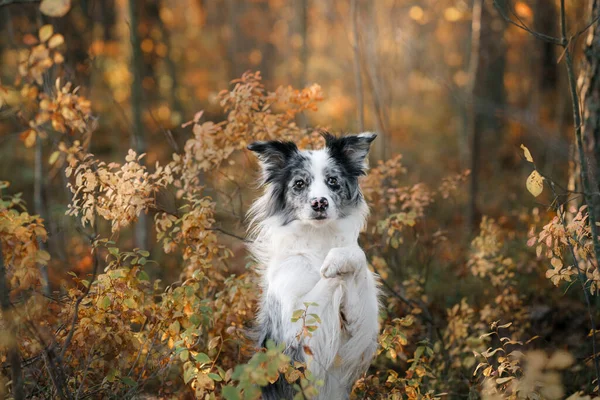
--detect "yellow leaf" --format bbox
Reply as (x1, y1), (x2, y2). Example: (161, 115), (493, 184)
(48, 34), (64, 49)
(20, 129), (36, 148)
(550, 257), (563, 269)
(48, 151), (60, 165)
(39, 25), (54, 43)
(526, 170), (543, 197)
(40, 0), (71, 17)
(520, 144), (534, 163)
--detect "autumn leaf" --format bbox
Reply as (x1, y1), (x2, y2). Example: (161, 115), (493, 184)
(520, 144), (534, 163)
(39, 25), (54, 42)
(526, 170), (543, 197)
(20, 129), (37, 148)
(48, 34), (65, 49)
(40, 0), (71, 17)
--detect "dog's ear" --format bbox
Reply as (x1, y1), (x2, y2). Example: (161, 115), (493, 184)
(323, 132), (377, 176)
(247, 140), (299, 177)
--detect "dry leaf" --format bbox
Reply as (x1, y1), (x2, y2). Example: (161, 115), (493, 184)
(526, 170), (543, 197)
(39, 25), (54, 43)
(521, 144), (534, 163)
(48, 34), (65, 49)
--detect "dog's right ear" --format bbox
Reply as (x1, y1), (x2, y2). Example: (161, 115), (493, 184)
(247, 140), (298, 177)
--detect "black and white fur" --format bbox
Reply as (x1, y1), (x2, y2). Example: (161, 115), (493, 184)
(247, 133), (380, 399)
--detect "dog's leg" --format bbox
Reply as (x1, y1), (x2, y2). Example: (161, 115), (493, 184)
(320, 246), (380, 387)
(266, 257), (344, 357)
(266, 256), (349, 398)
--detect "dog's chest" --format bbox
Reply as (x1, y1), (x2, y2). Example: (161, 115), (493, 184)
(277, 225), (354, 265)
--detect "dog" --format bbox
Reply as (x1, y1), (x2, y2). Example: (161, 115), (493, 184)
(246, 132), (380, 399)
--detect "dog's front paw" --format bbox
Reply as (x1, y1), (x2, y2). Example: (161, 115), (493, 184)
(320, 247), (360, 278)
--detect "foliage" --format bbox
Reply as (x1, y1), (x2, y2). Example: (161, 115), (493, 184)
(1, 16), (600, 400)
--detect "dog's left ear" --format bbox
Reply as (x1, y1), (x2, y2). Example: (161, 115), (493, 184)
(247, 140), (299, 180)
(323, 132), (377, 176)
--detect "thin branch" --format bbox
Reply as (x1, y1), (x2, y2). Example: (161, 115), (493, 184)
(207, 227), (250, 243)
(58, 230), (99, 361)
(549, 181), (600, 386)
(493, 0), (563, 45)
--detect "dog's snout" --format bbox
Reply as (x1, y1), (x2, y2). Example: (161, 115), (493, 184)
(310, 197), (329, 212)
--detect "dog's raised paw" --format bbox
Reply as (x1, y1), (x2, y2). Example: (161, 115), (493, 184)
(320, 247), (354, 278)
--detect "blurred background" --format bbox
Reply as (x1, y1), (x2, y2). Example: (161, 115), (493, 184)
(0, 0), (587, 213)
(2, 0), (600, 397)
(2, 0), (592, 301)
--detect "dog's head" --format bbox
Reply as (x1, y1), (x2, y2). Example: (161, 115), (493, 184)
(248, 132), (376, 227)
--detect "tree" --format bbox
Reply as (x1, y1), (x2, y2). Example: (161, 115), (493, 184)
(467, 0), (507, 230)
(581, 0), (600, 224)
(128, 0), (148, 250)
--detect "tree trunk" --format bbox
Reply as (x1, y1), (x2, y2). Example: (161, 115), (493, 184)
(467, 0), (507, 231)
(34, 139), (50, 295)
(128, 0), (148, 250)
(581, 0), (600, 222)
(350, 0), (364, 133)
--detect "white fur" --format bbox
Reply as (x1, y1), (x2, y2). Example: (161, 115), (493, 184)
(248, 148), (380, 399)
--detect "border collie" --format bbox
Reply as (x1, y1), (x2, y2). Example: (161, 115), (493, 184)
(247, 132), (380, 399)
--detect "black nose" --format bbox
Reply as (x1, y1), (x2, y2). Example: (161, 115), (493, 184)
(310, 197), (329, 212)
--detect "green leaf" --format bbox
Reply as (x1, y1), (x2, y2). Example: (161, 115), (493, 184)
(189, 314), (201, 326)
(183, 366), (196, 384)
(180, 349), (189, 362)
(123, 298), (136, 309)
(208, 373), (222, 381)
(291, 309), (304, 322)
(121, 377), (136, 387)
(138, 270), (150, 281)
(138, 250), (150, 257)
(221, 386), (241, 400)
(194, 352), (211, 364)
(98, 295), (110, 310)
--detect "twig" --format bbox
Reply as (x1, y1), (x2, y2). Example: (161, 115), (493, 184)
(58, 227), (99, 361)
(493, 0), (562, 45)
(207, 227), (250, 243)
(497, 0), (600, 385)
(549, 181), (600, 387)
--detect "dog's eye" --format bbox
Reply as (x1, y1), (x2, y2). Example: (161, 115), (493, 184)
(293, 180), (306, 190)
(327, 177), (339, 187)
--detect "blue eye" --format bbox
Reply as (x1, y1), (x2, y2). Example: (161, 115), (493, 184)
(327, 177), (339, 187)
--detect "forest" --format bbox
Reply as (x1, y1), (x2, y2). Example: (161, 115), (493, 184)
(1, 0), (600, 398)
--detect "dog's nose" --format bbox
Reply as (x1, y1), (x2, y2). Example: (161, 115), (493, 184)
(310, 197), (329, 212)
